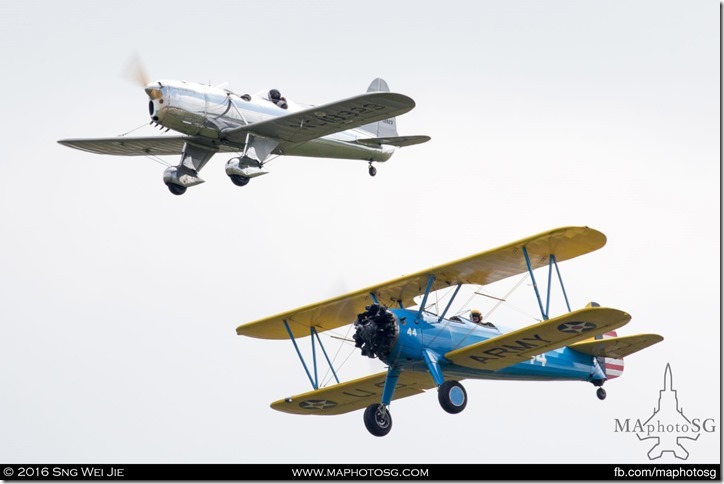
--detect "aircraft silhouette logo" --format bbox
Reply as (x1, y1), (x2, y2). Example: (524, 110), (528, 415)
(636, 364), (701, 460)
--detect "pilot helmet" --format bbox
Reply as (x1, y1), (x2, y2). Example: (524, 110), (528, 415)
(269, 89), (281, 101)
(471, 309), (482, 319)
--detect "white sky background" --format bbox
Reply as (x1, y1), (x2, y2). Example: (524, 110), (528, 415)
(0, 0), (719, 467)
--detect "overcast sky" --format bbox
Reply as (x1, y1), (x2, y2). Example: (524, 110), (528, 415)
(0, 0), (719, 469)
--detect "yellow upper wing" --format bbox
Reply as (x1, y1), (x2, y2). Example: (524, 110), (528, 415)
(236, 226), (606, 340)
(568, 333), (664, 359)
(270, 370), (436, 416)
(445, 307), (631, 370)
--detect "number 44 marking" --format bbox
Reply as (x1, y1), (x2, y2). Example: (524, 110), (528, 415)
(530, 353), (547, 366)
(407, 328), (417, 337)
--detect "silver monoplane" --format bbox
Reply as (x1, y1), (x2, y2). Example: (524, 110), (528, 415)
(58, 76), (430, 195)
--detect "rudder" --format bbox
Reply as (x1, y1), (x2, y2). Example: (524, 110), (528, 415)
(596, 331), (624, 380)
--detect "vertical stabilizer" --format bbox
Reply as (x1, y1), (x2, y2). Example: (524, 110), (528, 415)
(367, 78), (390, 93)
(361, 78), (399, 137)
(597, 330), (624, 379)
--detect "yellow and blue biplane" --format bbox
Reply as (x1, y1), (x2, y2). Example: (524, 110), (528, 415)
(236, 226), (663, 436)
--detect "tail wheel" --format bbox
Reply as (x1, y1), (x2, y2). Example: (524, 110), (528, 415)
(368, 164), (377, 177)
(363, 403), (392, 437)
(438, 380), (467, 414)
(597, 387), (607, 400)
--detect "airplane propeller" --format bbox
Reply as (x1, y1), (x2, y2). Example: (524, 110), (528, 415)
(124, 53), (162, 100)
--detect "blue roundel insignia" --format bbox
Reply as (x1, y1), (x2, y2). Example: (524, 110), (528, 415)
(299, 399), (338, 410)
(557, 321), (597, 334)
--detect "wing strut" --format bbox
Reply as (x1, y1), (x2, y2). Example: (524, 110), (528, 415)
(415, 275), (436, 320)
(438, 284), (462, 322)
(552, 255), (572, 313)
(523, 249), (573, 321)
(522, 246), (546, 319)
(282, 320), (340, 390)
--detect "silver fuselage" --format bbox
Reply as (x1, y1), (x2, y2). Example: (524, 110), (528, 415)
(147, 79), (395, 161)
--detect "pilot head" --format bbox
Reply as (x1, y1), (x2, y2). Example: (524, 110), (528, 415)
(269, 89), (281, 101)
(471, 309), (482, 323)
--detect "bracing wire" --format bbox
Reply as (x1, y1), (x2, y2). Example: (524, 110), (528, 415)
(118, 122), (152, 137)
(143, 153), (173, 167)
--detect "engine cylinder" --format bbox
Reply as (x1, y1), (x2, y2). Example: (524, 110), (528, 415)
(352, 304), (398, 363)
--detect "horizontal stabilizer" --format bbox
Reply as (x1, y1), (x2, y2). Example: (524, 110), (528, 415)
(354, 135), (431, 148)
(568, 333), (663, 359)
(445, 307), (632, 371)
(270, 371), (435, 416)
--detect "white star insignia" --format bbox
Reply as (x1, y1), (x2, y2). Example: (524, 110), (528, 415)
(558, 321), (596, 333)
(300, 399), (337, 410)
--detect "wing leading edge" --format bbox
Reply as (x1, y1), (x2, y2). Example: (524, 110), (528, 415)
(236, 226), (607, 340)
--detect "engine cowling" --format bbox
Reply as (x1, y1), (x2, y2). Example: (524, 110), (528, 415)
(352, 304), (398, 364)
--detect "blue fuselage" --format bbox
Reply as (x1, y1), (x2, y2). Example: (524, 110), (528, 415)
(385, 308), (604, 383)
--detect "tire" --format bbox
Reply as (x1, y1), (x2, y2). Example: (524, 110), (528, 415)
(363, 403), (392, 437)
(229, 174), (250, 187)
(438, 380), (467, 414)
(167, 183), (187, 195)
(597, 387), (607, 400)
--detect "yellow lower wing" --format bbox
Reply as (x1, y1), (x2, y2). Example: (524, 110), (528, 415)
(445, 307), (631, 371)
(568, 334), (664, 359)
(270, 371), (436, 416)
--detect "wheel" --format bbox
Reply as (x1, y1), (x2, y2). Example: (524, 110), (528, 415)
(363, 403), (392, 437)
(597, 387), (607, 400)
(166, 183), (187, 196)
(229, 174), (250, 187)
(438, 380), (467, 414)
(368, 165), (377, 177)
